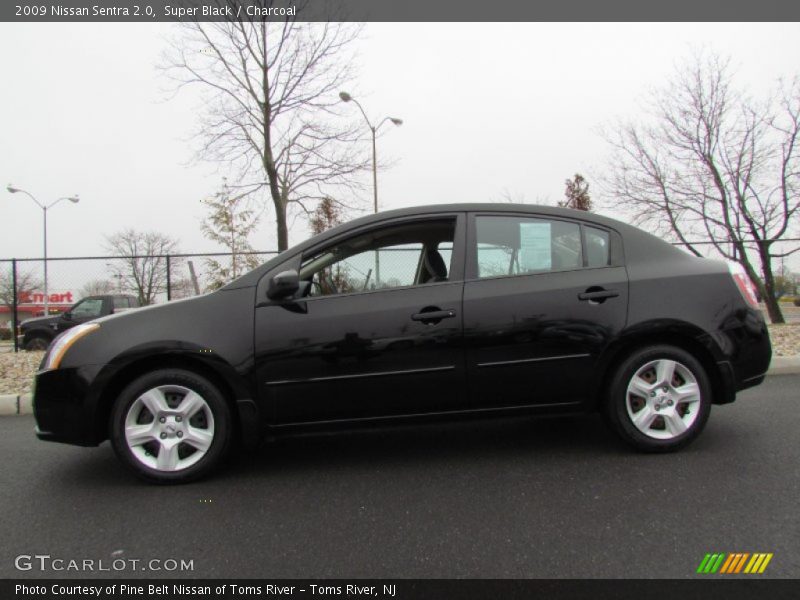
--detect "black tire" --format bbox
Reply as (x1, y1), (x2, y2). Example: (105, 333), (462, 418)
(24, 335), (51, 351)
(604, 345), (712, 452)
(110, 369), (233, 484)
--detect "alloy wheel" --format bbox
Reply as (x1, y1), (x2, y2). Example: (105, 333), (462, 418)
(124, 384), (215, 472)
(625, 359), (701, 440)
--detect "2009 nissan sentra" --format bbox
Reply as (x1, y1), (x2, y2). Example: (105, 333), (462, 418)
(32, 204), (771, 483)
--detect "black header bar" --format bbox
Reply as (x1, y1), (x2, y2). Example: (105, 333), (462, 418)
(3, 0), (800, 23)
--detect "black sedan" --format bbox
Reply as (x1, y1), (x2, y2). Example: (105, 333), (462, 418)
(33, 204), (771, 483)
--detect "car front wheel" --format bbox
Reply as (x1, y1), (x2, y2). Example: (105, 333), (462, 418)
(24, 335), (51, 351)
(605, 345), (712, 452)
(110, 369), (232, 483)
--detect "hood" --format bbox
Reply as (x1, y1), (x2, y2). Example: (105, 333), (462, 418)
(20, 315), (60, 329)
(92, 293), (208, 327)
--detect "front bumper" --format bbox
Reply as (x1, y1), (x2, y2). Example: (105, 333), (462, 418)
(33, 366), (103, 447)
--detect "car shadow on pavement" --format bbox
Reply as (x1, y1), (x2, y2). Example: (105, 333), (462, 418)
(219, 413), (629, 480)
(46, 413), (627, 488)
(47, 406), (755, 489)
(18, 401), (763, 495)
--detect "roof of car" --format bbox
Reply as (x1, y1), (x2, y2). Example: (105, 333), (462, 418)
(345, 202), (622, 225)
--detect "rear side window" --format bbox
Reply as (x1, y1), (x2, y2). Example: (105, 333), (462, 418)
(113, 297), (129, 310)
(476, 216), (583, 278)
(585, 227), (610, 268)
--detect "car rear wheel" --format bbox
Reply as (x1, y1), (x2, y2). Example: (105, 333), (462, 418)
(604, 345), (711, 452)
(110, 369), (232, 483)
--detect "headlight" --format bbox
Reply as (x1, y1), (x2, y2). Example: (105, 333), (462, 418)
(42, 323), (101, 370)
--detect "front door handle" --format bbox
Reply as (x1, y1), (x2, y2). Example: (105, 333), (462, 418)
(578, 288), (619, 302)
(411, 308), (457, 324)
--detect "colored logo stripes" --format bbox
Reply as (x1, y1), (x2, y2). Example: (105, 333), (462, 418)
(697, 553), (773, 574)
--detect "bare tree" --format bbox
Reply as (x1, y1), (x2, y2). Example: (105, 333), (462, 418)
(560, 173), (592, 211)
(164, 274), (196, 300)
(602, 52), (800, 323)
(0, 267), (41, 310)
(104, 230), (181, 306)
(491, 189), (553, 205)
(162, 8), (368, 251)
(79, 279), (117, 298)
(494, 189), (527, 204)
(202, 178), (262, 289)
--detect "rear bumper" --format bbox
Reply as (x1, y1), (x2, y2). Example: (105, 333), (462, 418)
(712, 307), (771, 404)
(730, 310), (772, 388)
(33, 366), (103, 446)
(739, 372), (767, 389)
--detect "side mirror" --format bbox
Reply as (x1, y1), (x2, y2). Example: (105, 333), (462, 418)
(62, 312), (72, 321)
(267, 269), (300, 300)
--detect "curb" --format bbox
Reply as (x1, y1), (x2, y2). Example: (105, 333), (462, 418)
(766, 356), (800, 376)
(0, 357), (799, 417)
(0, 393), (31, 415)
(0, 394), (26, 416)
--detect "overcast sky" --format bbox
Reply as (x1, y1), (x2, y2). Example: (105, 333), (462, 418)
(1, 22), (799, 269)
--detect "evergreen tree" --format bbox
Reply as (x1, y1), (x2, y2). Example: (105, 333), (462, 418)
(202, 179), (261, 290)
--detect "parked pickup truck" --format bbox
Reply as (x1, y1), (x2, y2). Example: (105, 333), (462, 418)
(18, 294), (140, 351)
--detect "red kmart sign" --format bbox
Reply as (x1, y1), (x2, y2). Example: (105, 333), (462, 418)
(17, 290), (75, 305)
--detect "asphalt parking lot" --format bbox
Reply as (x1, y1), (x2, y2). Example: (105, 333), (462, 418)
(0, 375), (798, 580)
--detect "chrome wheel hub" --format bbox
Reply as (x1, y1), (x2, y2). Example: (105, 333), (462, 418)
(625, 359), (701, 440)
(124, 385), (215, 472)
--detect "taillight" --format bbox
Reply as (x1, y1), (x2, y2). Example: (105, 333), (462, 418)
(727, 262), (759, 308)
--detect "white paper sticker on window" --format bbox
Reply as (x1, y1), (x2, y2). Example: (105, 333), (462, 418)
(519, 222), (551, 271)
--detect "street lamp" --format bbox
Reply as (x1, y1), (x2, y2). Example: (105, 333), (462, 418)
(339, 92), (402, 288)
(7, 184), (80, 316)
(338, 91), (403, 215)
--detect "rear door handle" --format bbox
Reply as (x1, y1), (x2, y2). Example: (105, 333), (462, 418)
(578, 289), (619, 301)
(411, 309), (456, 323)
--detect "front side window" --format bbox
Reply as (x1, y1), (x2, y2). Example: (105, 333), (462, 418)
(71, 298), (104, 318)
(476, 216), (583, 278)
(300, 220), (456, 298)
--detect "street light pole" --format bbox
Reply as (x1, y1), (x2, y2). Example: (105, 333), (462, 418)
(338, 92), (403, 214)
(371, 126), (378, 214)
(43, 204), (48, 315)
(338, 92), (402, 287)
(6, 185), (80, 315)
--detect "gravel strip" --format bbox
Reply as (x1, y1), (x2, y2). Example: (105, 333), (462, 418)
(768, 323), (800, 358)
(0, 351), (43, 395)
(0, 325), (797, 397)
